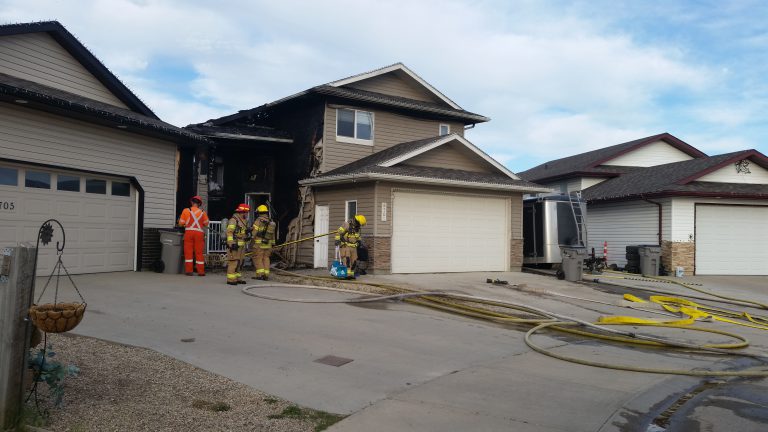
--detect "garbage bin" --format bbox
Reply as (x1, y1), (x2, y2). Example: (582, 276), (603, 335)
(559, 246), (587, 282)
(159, 229), (184, 274)
(638, 245), (661, 276)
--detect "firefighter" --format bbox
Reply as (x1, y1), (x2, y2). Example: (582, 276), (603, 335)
(178, 195), (209, 276)
(225, 203), (250, 285)
(250, 204), (276, 280)
(335, 214), (366, 279)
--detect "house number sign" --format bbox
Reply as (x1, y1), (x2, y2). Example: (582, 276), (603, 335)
(0, 201), (16, 211)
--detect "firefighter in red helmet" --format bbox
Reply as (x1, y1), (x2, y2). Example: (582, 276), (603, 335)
(177, 195), (209, 276)
(225, 203), (250, 285)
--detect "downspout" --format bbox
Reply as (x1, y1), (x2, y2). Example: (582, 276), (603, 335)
(643, 196), (663, 246)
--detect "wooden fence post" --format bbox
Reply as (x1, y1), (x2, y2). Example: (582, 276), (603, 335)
(0, 244), (37, 430)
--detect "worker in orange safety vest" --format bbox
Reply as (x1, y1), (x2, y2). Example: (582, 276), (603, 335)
(177, 195), (209, 276)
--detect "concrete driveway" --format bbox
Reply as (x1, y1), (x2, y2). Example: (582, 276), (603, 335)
(43, 270), (768, 431)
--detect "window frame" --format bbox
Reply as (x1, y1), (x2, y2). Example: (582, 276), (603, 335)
(111, 180), (131, 197)
(56, 174), (81, 192)
(24, 170), (51, 189)
(85, 178), (107, 194)
(345, 200), (358, 222)
(0, 166), (19, 187)
(439, 124), (451, 136)
(336, 108), (375, 145)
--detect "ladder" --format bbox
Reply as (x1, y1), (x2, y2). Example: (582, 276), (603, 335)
(568, 191), (588, 247)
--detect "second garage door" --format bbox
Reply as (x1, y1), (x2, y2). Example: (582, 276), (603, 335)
(695, 205), (768, 275)
(391, 192), (510, 273)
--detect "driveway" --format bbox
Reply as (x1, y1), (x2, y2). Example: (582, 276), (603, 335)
(44, 270), (768, 431)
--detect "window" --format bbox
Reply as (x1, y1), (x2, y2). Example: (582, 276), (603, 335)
(345, 200), (357, 222)
(25, 171), (50, 189)
(0, 167), (18, 186)
(337, 109), (373, 143)
(85, 178), (107, 194)
(57, 174), (80, 192)
(111, 181), (130, 197)
(439, 124), (450, 136)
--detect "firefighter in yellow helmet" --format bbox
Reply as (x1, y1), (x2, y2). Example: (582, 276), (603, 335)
(335, 214), (366, 279)
(225, 203), (250, 285)
(250, 204), (276, 280)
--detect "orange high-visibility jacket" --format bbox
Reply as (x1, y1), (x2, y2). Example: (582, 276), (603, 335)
(178, 207), (209, 232)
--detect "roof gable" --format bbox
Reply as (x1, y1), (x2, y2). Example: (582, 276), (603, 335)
(599, 139), (696, 167)
(378, 134), (518, 179)
(329, 63), (461, 110)
(0, 21), (156, 118)
(519, 133), (706, 182)
(677, 150), (768, 185)
(399, 141), (496, 174)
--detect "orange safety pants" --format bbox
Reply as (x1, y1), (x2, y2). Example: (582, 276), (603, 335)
(183, 230), (205, 275)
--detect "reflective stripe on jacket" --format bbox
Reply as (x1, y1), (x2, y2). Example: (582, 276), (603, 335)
(226, 214), (248, 246)
(335, 220), (361, 247)
(179, 207), (209, 232)
(252, 216), (276, 248)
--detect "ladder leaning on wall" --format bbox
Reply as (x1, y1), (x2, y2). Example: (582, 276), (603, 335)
(567, 191), (588, 248)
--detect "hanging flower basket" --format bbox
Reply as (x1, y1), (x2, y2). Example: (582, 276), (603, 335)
(28, 302), (87, 333)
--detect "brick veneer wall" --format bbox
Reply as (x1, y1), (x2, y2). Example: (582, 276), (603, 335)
(661, 241), (695, 275)
(510, 238), (523, 271)
(370, 236), (391, 274)
(141, 228), (161, 270)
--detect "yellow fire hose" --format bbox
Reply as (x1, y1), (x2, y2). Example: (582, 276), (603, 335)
(244, 231), (337, 257)
(251, 269), (768, 377)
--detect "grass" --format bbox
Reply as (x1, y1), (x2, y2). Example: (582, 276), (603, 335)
(268, 404), (346, 431)
(263, 396), (279, 404)
(191, 399), (232, 412)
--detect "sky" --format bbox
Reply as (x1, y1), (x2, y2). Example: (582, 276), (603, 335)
(2, 0), (767, 172)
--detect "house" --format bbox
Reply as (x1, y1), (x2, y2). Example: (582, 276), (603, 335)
(519, 133), (768, 275)
(187, 63), (547, 273)
(0, 21), (207, 274)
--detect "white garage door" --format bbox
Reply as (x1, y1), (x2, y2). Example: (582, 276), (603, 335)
(695, 205), (768, 275)
(0, 163), (136, 275)
(391, 192), (510, 273)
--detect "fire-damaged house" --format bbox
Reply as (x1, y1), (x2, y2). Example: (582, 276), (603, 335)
(185, 63), (547, 273)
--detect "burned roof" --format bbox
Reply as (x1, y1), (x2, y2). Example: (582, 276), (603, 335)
(0, 21), (156, 117)
(582, 150), (768, 201)
(185, 123), (292, 142)
(0, 72), (207, 143)
(518, 133), (707, 182)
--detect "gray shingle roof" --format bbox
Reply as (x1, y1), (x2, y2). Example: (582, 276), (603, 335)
(0, 72), (207, 143)
(518, 133), (706, 182)
(309, 135), (545, 190)
(582, 150), (768, 201)
(185, 124), (291, 141)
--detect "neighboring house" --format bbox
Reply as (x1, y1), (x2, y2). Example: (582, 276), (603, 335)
(187, 63), (547, 273)
(519, 133), (768, 275)
(0, 21), (206, 274)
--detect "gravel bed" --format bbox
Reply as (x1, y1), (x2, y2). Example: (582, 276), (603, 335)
(26, 334), (344, 432)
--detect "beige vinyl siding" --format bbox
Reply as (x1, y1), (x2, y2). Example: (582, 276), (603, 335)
(401, 142), (495, 173)
(0, 32), (130, 108)
(697, 163), (768, 184)
(600, 140), (694, 167)
(669, 197), (768, 243)
(0, 103), (176, 227)
(323, 104), (464, 172)
(344, 72), (442, 103)
(313, 183), (376, 266)
(373, 182), (522, 240)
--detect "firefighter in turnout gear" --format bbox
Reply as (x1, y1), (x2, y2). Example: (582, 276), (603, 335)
(335, 214), (366, 279)
(178, 195), (209, 276)
(225, 203), (250, 285)
(250, 204), (276, 280)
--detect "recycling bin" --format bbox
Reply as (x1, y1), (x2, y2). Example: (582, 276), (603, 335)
(159, 229), (184, 274)
(638, 245), (661, 276)
(560, 246), (587, 282)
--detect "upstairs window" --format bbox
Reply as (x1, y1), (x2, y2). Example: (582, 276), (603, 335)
(337, 109), (373, 144)
(439, 124), (450, 136)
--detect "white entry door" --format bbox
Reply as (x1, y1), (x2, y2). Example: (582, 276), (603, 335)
(695, 205), (768, 275)
(314, 205), (329, 268)
(391, 192), (510, 273)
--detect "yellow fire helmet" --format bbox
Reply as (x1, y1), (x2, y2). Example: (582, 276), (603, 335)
(354, 214), (367, 226)
(256, 204), (269, 214)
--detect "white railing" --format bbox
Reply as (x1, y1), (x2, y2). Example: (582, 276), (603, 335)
(206, 221), (227, 253)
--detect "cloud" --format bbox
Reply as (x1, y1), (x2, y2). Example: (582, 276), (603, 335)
(2, 0), (763, 171)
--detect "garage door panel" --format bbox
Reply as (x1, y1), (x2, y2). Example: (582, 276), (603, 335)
(696, 205), (768, 275)
(0, 164), (136, 274)
(392, 192), (509, 273)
